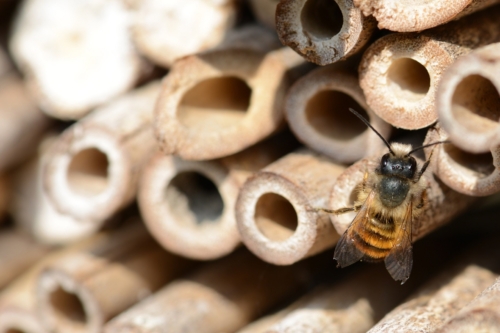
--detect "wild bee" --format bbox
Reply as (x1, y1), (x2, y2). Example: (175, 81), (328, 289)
(322, 108), (447, 284)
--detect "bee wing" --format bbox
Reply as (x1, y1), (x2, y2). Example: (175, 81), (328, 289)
(333, 191), (376, 268)
(384, 200), (413, 284)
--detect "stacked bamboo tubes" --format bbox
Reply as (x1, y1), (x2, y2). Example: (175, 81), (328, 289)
(0, 1), (500, 333)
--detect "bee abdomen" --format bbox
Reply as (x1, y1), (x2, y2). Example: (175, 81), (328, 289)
(353, 232), (391, 260)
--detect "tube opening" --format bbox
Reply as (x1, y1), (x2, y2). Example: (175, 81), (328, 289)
(49, 287), (87, 328)
(178, 76), (251, 131)
(444, 144), (495, 177)
(388, 58), (431, 100)
(301, 0), (343, 40)
(67, 148), (109, 197)
(166, 171), (224, 225)
(451, 74), (500, 133)
(254, 193), (298, 242)
(305, 90), (368, 140)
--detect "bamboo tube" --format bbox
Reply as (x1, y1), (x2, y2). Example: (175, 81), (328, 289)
(285, 66), (390, 163)
(354, 0), (500, 32)
(154, 42), (306, 160)
(359, 7), (500, 130)
(436, 277), (500, 333)
(367, 239), (500, 333)
(128, 0), (238, 68)
(236, 150), (345, 265)
(0, 230), (49, 290)
(104, 249), (322, 333)
(36, 223), (193, 333)
(275, 0), (376, 66)
(424, 125), (500, 196)
(436, 43), (500, 154)
(248, 0), (279, 28)
(328, 150), (475, 239)
(42, 81), (160, 223)
(9, 0), (151, 119)
(0, 73), (51, 171)
(9, 139), (100, 245)
(138, 132), (298, 260)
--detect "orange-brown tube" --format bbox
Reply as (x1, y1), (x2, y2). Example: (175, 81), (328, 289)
(276, 0), (375, 66)
(359, 7), (500, 129)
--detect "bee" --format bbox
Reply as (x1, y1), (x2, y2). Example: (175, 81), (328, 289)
(321, 108), (447, 284)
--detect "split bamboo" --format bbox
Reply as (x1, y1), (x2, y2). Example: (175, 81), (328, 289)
(436, 43), (500, 153)
(138, 132), (298, 260)
(104, 250), (323, 333)
(9, 0), (151, 119)
(359, 7), (500, 129)
(353, 0), (500, 32)
(368, 239), (500, 333)
(236, 149), (345, 265)
(42, 81), (160, 223)
(436, 277), (500, 333)
(154, 41), (306, 160)
(424, 125), (500, 196)
(36, 223), (193, 333)
(328, 150), (475, 238)
(285, 65), (390, 163)
(275, 0), (376, 66)
(128, 0), (238, 68)
(9, 138), (100, 245)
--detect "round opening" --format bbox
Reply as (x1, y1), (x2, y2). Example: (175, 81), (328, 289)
(178, 76), (251, 131)
(305, 90), (368, 140)
(254, 193), (298, 242)
(301, 0), (343, 40)
(49, 287), (87, 328)
(67, 148), (109, 197)
(165, 171), (224, 225)
(451, 74), (500, 133)
(387, 58), (431, 101)
(444, 144), (495, 177)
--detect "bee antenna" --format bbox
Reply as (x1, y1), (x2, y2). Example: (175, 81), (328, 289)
(406, 140), (450, 156)
(348, 108), (394, 155)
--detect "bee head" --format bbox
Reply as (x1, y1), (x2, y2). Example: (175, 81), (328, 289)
(380, 153), (417, 179)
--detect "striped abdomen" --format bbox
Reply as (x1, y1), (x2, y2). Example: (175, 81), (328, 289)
(351, 214), (397, 261)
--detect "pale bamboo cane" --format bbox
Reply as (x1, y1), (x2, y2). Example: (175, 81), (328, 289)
(9, 0), (152, 119)
(154, 42), (306, 160)
(285, 65), (390, 163)
(236, 149), (345, 265)
(354, 0), (500, 32)
(436, 43), (500, 154)
(424, 125), (500, 196)
(36, 223), (194, 333)
(138, 132), (298, 260)
(436, 276), (500, 333)
(128, 0), (239, 68)
(104, 250), (323, 333)
(42, 81), (160, 223)
(368, 239), (500, 333)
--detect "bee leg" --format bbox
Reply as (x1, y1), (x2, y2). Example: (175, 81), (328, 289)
(414, 144), (438, 182)
(311, 205), (362, 215)
(416, 189), (427, 209)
